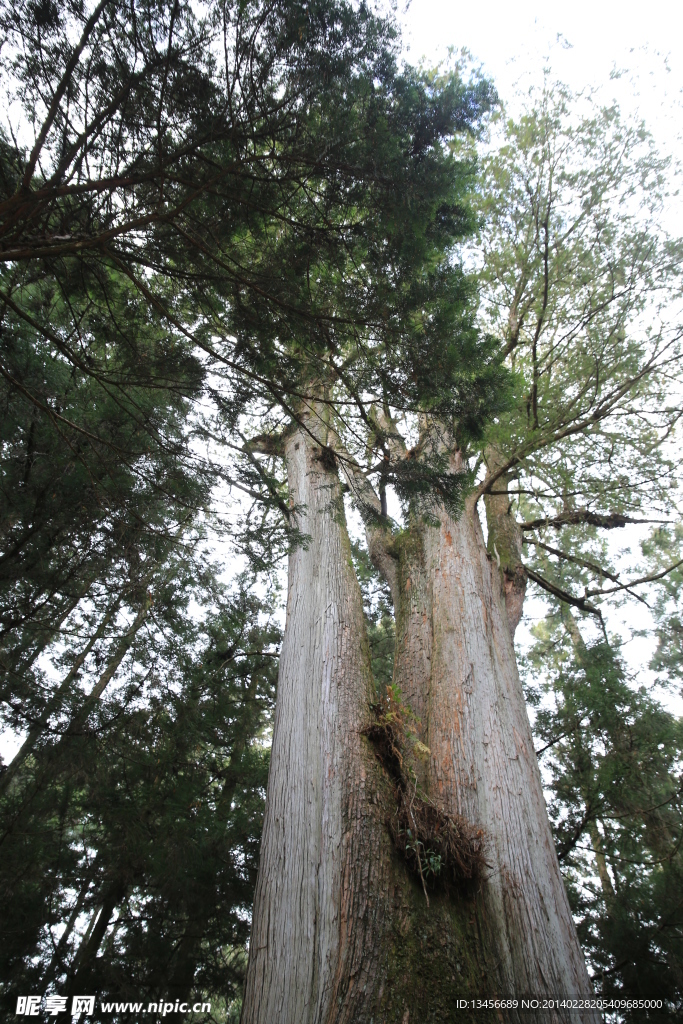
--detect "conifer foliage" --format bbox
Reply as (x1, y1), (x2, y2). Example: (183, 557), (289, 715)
(1, 550), (279, 1018)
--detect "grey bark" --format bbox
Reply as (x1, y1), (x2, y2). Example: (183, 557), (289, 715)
(483, 447), (527, 635)
(243, 426), (599, 1023)
(421, 499), (596, 1016)
(242, 425), (389, 1024)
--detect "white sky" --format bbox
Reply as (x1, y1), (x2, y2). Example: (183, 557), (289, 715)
(400, 0), (683, 110)
(399, 0), (683, 220)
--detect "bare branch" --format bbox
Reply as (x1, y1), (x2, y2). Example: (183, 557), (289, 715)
(525, 568), (602, 618)
(585, 558), (683, 598)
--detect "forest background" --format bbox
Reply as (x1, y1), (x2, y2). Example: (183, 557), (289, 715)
(1, 0), (683, 1022)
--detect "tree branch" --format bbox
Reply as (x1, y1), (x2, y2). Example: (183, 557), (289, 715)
(585, 558), (683, 598)
(20, 0), (113, 190)
(520, 510), (669, 532)
(525, 568), (602, 618)
(327, 429), (399, 608)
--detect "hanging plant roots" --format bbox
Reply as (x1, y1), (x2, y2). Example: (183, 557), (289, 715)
(363, 686), (485, 897)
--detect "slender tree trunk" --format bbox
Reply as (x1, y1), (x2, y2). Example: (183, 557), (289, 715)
(243, 432), (598, 1023)
(0, 588), (85, 697)
(0, 593), (122, 796)
(561, 613), (616, 903)
(0, 600), (150, 842)
(41, 870), (94, 989)
(63, 884), (125, 1002)
(165, 674), (264, 1010)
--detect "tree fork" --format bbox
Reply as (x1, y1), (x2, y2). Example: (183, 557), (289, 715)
(242, 424), (504, 1024)
(243, 406), (599, 1020)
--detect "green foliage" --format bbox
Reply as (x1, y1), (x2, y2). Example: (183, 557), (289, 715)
(0, 564), (280, 1018)
(642, 526), (683, 684)
(476, 77), (683, 612)
(0, 0), (503, 512)
(523, 608), (683, 1017)
(0, 263), (208, 723)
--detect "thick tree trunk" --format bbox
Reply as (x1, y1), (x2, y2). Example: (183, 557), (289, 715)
(241, 426), (390, 1024)
(243, 435), (598, 1023)
(420, 500), (596, 1014)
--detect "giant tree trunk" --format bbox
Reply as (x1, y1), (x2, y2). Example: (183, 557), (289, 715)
(242, 434), (598, 1023)
(241, 427), (390, 1024)
(420, 499), (595, 1006)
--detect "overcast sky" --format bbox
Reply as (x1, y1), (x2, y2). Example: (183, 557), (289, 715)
(399, 0), (683, 227)
(399, 0), (682, 111)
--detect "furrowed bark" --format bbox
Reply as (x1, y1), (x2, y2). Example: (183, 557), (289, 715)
(243, 425), (499, 1024)
(241, 424), (388, 1024)
(244, 420), (598, 1023)
(421, 499), (597, 1020)
(379, 492), (595, 1020)
(483, 448), (526, 636)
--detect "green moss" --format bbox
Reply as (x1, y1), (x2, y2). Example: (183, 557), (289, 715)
(391, 526), (424, 577)
(483, 494), (523, 576)
(374, 855), (500, 1024)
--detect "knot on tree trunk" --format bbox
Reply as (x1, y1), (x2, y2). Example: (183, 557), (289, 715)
(362, 686), (485, 897)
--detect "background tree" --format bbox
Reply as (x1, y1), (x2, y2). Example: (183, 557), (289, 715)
(523, 598), (683, 1019)
(3, 0), (683, 1018)
(0, 542), (280, 1020)
(474, 80), (682, 608)
(0, 261), (209, 754)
